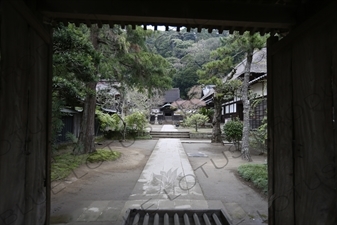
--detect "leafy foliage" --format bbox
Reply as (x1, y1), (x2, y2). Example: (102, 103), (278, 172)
(223, 119), (243, 143)
(250, 116), (267, 153)
(184, 113), (209, 132)
(95, 25), (174, 118)
(94, 110), (142, 140)
(227, 32), (268, 161)
(52, 24), (101, 152)
(198, 108), (214, 122)
(66, 132), (78, 143)
(125, 111), (148, 134)
(120, 51), (174, 94)
(238, 164), (268, 194)
(51, 93), (65, 148)
(52, 23), (173, 152)
(195, 33), (245, 143)
(53, 23), (100, 103)
(146, 29), (227, 98)
(95, 110), (122, 131)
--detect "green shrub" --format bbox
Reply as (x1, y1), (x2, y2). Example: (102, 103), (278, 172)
(66, 132), (78, 143)
(198, 108), (214, 122)
(250, 117), (267, 153)
(184, 113), (209, 132)
(125, 111), (147, 135)
(96, 110), (122, 131)
(51, 95), (65, 151)
(223, 118), (243, 143)
(238, 163), (268, 194)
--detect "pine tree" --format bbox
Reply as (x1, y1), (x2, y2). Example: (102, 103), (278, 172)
(228, 31), (268, 161)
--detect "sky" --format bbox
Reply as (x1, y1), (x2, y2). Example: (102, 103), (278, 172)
(146, 25), (182, 31)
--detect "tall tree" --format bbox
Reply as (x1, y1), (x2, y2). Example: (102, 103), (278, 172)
(197, 51), (242, 143)
(115, 26), (174, 115)
(53, 24), (173, 153)
(53, 24), (99, 106)
(52, 23), (100, 149)
(227, 32), (267, 161)
(77, 24), (101, 153)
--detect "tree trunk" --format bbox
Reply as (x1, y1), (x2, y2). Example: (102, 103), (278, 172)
(119, 87), (126, 116)
(211, 94), (223, 143)
(77, 25), (99, 153)
(241, 49), (253, 161)
(78, 82), (97, 153)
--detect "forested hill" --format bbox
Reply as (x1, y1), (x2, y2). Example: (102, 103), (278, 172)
(146, 28), (229, 99)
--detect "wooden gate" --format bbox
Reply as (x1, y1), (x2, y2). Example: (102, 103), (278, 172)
(267, 3), (336, 224)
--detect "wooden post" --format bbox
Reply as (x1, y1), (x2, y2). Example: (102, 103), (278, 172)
(267, 1), (337, 224)
(267, 35), (278, 225)
(0, 1), (52, 224)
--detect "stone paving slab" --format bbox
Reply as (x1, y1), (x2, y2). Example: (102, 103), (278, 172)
(96, 201), (125, 222)
(77, 201), (110, 222)
(129, 139), (206, 201)
(224, 202), (247, 220)
(160, 124), (178, 131)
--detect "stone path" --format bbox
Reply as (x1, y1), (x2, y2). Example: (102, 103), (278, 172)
(51, 133), (267, 225)
(125, 139), (208, 210)
(160, 124), (178, 131)
(56, 138), (210, 225)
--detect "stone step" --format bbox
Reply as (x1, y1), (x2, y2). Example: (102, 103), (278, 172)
(150, 131), (190, 138)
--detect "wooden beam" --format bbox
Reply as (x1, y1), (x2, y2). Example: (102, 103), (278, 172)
(269, 0), (337, 55)
(10, 0), (51, 44)
(39, 0), (296, 30)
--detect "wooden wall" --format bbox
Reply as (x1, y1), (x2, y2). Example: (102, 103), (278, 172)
(0, 1), (52, 224)
(267, 2), (337, 224)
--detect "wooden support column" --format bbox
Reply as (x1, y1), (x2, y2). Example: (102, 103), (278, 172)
(268, 36), (295, 225)
(267, 1), (337, 224)
(0, 1), (52, 224)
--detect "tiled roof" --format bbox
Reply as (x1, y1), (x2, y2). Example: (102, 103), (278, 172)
(164, 88), (180, 103)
